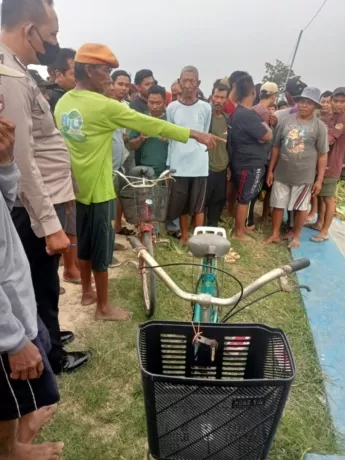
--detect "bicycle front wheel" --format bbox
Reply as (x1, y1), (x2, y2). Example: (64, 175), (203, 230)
(139, 231), (157, 317)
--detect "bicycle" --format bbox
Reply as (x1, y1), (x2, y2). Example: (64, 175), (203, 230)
(127, 231), (311, 460)
(115, 167), (175, 318)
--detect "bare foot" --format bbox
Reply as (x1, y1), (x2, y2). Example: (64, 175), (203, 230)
(288, 238), (300, 248)
(18, 405), (57, 444)
(81, 290), (97, 306)
(264, 235), (281, 244)
(244, 225), (255, 233)
(282, 229), (294, 240)
(232, 233), (251, 241)
(13, 442), (64, 460)
(95, 306), (132, 321)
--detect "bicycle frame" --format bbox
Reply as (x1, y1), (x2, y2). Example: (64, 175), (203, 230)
(193, 255), (219, 323)
(128, 236), (310, 308)
(192, 227), (227, 324)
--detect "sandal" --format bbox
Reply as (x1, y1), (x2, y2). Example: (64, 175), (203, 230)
(225, 250), (240, 263)
(304, 224), (321, 232)
(63, 278), (82, 285)
(310, 235), (329, 243)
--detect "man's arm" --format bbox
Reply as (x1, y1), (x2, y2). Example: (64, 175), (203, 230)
(267, 146), (280, 186)
(312, 153), (328, 196)
(260, 122), (273, 143)
(106, 99), (223, 149)
(127, 129), (146, 151)
(0, 284), (27, 354)
(245, 111), (272, 143)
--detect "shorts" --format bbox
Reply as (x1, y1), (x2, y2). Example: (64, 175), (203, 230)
(76, 200), (116, 272)
(0, 336), (59, 421)
(319, 178), (337, 197)
(54, 201), (76, 236)
(232, 167), (265, 204)
(270, 181), (312, 211)
(167, 177), (207, 220)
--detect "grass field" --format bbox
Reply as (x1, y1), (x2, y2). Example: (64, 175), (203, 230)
(40, 225), (339, 459)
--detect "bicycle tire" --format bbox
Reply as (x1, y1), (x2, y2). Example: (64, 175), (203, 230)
(140, 231), (157, 317)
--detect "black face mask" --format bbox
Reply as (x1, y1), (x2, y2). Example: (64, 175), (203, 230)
(31, 27), (60, 65)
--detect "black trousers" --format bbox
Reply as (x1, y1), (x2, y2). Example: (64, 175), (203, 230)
(205, 170), (227, 227)
(11, 207), (63, 371)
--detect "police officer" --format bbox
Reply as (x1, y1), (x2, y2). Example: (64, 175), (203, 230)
(0, 0), (90, 374)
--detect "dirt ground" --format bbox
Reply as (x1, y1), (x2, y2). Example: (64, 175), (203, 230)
(58, 234), (136, 331)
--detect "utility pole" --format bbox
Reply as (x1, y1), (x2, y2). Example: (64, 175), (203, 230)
(284, 29), (304, 88)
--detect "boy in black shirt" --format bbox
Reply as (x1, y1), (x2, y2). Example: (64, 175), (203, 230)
(231, 75), (273, 240)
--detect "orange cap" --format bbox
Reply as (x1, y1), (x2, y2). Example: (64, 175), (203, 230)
(75, 43), (119, 68)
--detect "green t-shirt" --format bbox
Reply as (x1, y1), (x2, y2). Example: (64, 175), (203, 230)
(55, 90), (190, 204)
(209, 115), (229, 172)
(129, 114), (168, 176)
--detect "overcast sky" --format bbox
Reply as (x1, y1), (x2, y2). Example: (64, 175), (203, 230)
(52, 0), (343, 94)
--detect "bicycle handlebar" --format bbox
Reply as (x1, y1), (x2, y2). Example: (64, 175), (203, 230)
(114, 169), (176, 188)
(128, 236), (310, 307)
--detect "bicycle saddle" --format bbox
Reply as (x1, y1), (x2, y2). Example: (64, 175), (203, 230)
(129, 166), (156, 179)
(187, 233), (231, 258)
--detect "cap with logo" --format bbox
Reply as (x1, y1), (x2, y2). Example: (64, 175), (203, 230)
(0, 63), (24, 78)
(333, 87), (345, 97)
(294, 87), (322, 109)
(75, 43), (119, 68)
(260, 82), (279, 95)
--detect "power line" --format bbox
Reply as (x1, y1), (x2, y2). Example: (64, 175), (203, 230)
(284, 0), (329, 87)
(303, 0), (329, 32)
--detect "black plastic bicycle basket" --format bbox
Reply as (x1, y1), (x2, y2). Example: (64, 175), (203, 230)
(119, 185), (170, 224)
(138, 321), (295, 460)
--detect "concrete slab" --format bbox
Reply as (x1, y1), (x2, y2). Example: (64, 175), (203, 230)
(305, 456), (345, 460)
(291, 225), (345, 456)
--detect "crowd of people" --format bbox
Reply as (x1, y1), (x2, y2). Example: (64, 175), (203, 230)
(1, 0), (345, 458)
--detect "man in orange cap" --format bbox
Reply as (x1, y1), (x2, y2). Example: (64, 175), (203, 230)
(55, 43), (223, 322)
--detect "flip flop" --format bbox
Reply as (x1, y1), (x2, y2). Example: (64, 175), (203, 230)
(304, 224), (321, 232)
(310, 235), (329, 243)
(63, 278), (82, 285)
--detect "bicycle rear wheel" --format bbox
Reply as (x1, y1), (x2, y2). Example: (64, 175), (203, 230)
(140, 231), (157, 317)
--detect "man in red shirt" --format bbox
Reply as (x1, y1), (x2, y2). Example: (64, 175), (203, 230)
(308, 87), (345, 242)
